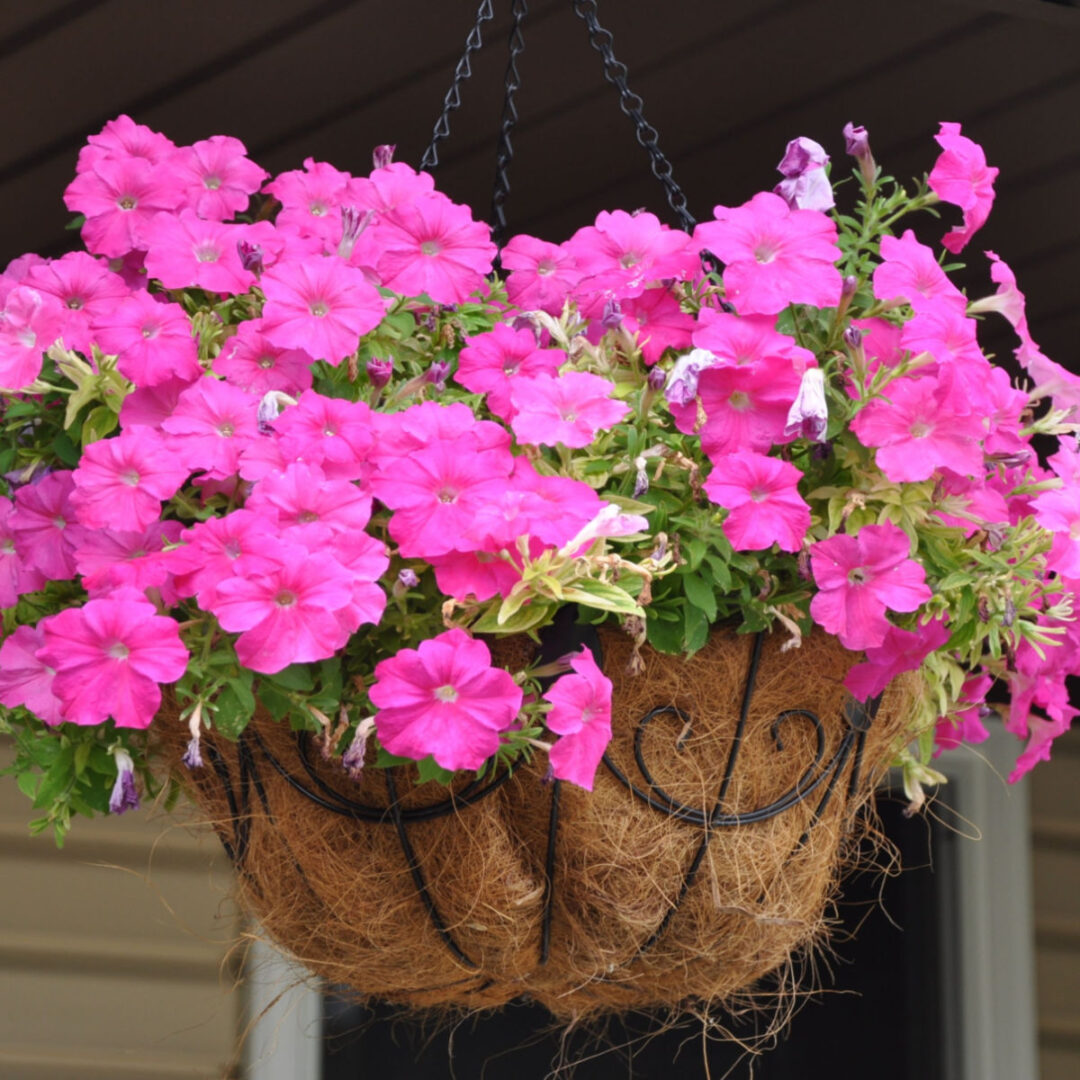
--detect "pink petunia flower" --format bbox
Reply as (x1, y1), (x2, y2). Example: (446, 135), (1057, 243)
(543, 647), (613, 791)
(372, 192), (497, 304)
(809, 523), (931, 650)
(73, 520), (184, 601)
(620, 287), (696, 365)
(500, 233), (580, 314)
(692, 307), (815, 370)
(703, 451), (810, 552)
(873, 231), (966, 314)
(36, 590), (189, 729)
(968, 251), (1047, 372)
(1, 497), (46, 608)
(247, 463), (372, 542)
(11, 471), (88, 581)
(0, 624), (64, 725)
(210, 552), (356, 673)
(92, 290), (202, 387)
(693, 192), (842, 315)
(0, 285), (63, 390)
(510, 371), (630, 449)
(927, 122), (997, 254)
(850, 371), (984, 483)
(934, 674), (992, 755)
(119, 373), (196, 430)
(271, 392), (374, 481)
(263, 156), (353, 245)
(70, 426), (190, 531)
(161, 377), (260, 479)
(844, 618), (951, 700)
(169, 135), (269, 221)
(64, 156), (184, 258)
(455, 323), (565, 420)
(370, 628), (524, 772)
(76, 115), (176, 172)
(260, 257), (385, 364)
(213, 319), (314, 396)
(142, 211), (256, 294)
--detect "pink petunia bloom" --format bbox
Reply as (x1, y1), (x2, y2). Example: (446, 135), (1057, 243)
(213, 320), (313, 396)
(64, 156), (184, 258)
(161, 377), (260, 479)
(167, 510), (288, 607)
(1032, 485), (1080, 579)
(119, 373), (195, 430)
(210, 552), (356, 673)
(346, 161), (434, 215)
(927, 122), (998, 254)
(1, 497), (46, 607)
(247, 463), (372, 542)
(669, 353), (802, 458)
(70, 426), (190, 531)
(703, 451), (810, 552)
(455, 323), (565, 420)
(76, 115), (176, 172)
(692, 307), (815, 371)
(36, 591), (189, 729)
(73, 520), (184, 600)
(260, 257), (385, 364)
(621, 287), (696, 365)
(500, 233), (581, 314)
(0, 285), (63, 390)
(544, 647), (613, 791)
(370, 628), (523, 772)
(325, 533), (389, 633)
(92, 290), (201, 386)
(899, 302), (985, 373)
(850, 371), (984, 482)
(373, 192), (497, 304)
(809, 523), (931, 650)
(272, 392), (374, 481)
(934, 674), (992, 755)
(968, 251), (1047, 372)
(510, 372), (630, 449)
(11, 471), (88, 581)
(263, 157), (353, 245)
(873, 231), (966, 314)
(24, 252), (129, 357)
(693, 191), (842, 315)
(142, 211), (255, 294)
(567, 210), (696, 300)
(844, 618), (951, 700)
(0, 624), (64, 725)
(169, 135), (269, 221)
(373, 435), (514, 559)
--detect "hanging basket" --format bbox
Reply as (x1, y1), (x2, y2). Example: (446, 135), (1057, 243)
(162, 627), (914, 1019)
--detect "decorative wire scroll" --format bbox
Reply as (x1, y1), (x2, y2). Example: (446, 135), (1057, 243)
(199, 630), (879, 986)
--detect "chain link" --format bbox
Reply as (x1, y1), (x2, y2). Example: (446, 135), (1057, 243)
(420, 0), (495, 172)
(490, 0), (528, 248)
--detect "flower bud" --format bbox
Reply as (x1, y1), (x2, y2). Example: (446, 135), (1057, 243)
(647, 366), (667, 391)
(633, 455), (649, 497)
(343, 717), (377, 782)
(366, 357), (393, 389)
(843, 122), (876, 186)
(425, 360), (450, 392)
(182, 737), (204, 770)
(601, 298), (623, 330)
(398, 568), (420, 590)
(372, 144), (396, 170)
(337, 205), (374, 260)
(843, 326), (864, 350)
(784, 367), (829, 442)
(236, 240), (264, 276)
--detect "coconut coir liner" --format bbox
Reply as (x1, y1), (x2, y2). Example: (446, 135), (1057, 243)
(160, 627), (914, 1020)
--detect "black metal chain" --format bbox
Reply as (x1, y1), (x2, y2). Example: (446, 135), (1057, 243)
(570, 0), (696, 235)
(490, 0), (528, 248)
(420, 0), (495, 172)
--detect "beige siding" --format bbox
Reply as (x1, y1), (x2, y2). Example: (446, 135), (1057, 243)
(0, 750), (240, 1079)
(1030, 725), (1080, 1079)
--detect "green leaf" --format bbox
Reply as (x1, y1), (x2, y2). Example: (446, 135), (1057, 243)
(52, 430), (80, 466)
(213, 683), (252, 739)
(16, 772), (38, 800)
(646, 612), (686, 654)
(375, 746), (412, 769)
(683, 603), (710, 653)
(226, 675), (256, 714)
(704, 554), (732, 592)
(80, 404), (119, 445)
(267, 664), (314, 692)
(685, 537), (707, 571)
(682, 572), (717, 622)
(416, 756), (455, 785)
(255, 683), (292, 722)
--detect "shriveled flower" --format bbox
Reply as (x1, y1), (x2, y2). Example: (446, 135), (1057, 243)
(108, 748), (140, 814)
(774, 136), (834, 212)
(543, 647), (613, 791)
(370, 628), (523, 772)
(784, 367), (828, 442)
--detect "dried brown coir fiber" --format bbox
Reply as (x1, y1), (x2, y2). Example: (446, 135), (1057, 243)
(162, 627), (914, 1019)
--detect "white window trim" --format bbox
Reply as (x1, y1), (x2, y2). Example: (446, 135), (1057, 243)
(245, 718), (1039, 1080)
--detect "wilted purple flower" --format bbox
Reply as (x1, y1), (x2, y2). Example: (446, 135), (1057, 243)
(366, 357), (393, 389)
(108, 749), (140, 815)
(647, 366), (667, 391)
(337, 205), (374, 260)
(342, 717), (376, 782)
(774, 136), (834, 212)
(633, 456), (649, 497)
(425, 360), (450, 391)
(784, 367), (829, 442)
(664, 348), (719, 408)
(236, 239), (264, 276)
(601, 298), (623, 330)
(373, 144), (396, 170)
(182, 736), (204, 770)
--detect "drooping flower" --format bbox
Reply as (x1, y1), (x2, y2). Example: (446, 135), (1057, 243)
(372, 192), (497, 304)
(369, 628), (523, 772)
(0, 624), (63, 725)
(664, 348), (721, 407)
(259, 257), (386, 364)
(108, 748), (141, 814)
(693, 192), (843, 315)
(36, 591), (189, 729)
(784, 367), (828, 441)
(809, 524), (932, 650)
(968, 251), (1047, 372)
(927, 122), (998, 254)
(844, 618), (951, 700)
(934, 674), (992, 755)
(543, 647), (613, 791)
(510, 372), (630, 449)
(704, 451), (810, 552)
(70, 427), (190, 532)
